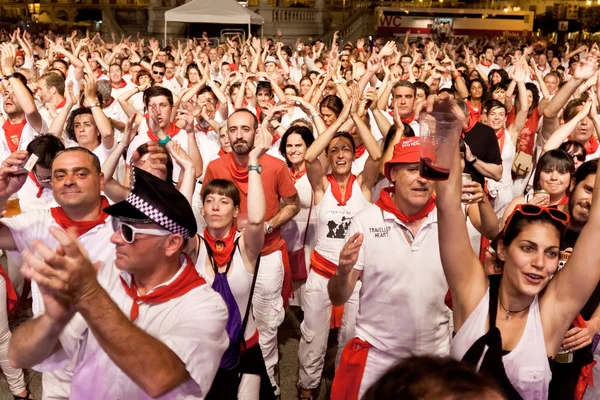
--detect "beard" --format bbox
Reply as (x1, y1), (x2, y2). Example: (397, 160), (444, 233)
(568, 195), (591, 228)
(232, 138), (253, 155)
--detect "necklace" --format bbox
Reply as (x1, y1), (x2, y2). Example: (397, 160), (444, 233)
(498, 295), (530, 320)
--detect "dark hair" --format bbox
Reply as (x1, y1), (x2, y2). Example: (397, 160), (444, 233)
(467, 78), (488, 101)
(152, 61), (166, 70)
(483, 45), (494, 53)
(27, 135), (65, 169)
(283, 84), (299, 96)
(413, 81), (430, 98)
(325, 131), (356, 155)
(52, 147), (101, 174)
(137, 69), (154, 86)
(564, 98), (586, 123)
(490, 82), (509, 94)
(523, 82), (540, 115)
(487, 68), (509, 86)
(483, 99), (507, 115)
(41, 72), (66, 96)
(65, 107), (99, 143)
(502, 208), (564, 248)
(199, 86), (217, 104)
(279, 125), (315, 167)
(134, 142), (174, 183)
(186, 63), (201, 80)
(532, 149), (575, 193)
(383, 123), (415, 153)
(574, 159), (598, 189)
(559, 141), (587, 159)
(256, 81), (273, 97)
(320, 95), (344, 116)
(143, 86), (173, 109)
(200, 179), (241, 207)
(363, 356), (504, 400)
(392, 80), (416, 96)
(52, 58), (68, 71)
(228, 108), (258, 130)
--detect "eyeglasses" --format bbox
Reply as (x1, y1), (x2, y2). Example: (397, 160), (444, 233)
(33, 171), (51, 185)
(503, 204), (569, 234)
(569, 153), (586, 162)
(152, 71), (165, 76)
(112, 218), (172, 243)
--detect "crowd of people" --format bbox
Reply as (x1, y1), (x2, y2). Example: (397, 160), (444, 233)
(0, 25), (596, 399)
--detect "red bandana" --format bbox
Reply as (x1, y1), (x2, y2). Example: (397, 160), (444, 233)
(195, 124), (209, 133)
(165, 75), (175, 81)
(28, 172), (43, 198)
(327, 174), (356, 206)
(50, 197), (110, 237)
(3, 120), (26, 153)
(56, 98), (67, 110)
(218, 148), (227, 157)
(228, 152), (250, 195)
(355, 145), (366, 158)
(401, 113), (415, 124)
(559, 195), (569, 205)
(496, 128), (506, 156)
(147, 122), (179, 142)
(120, 255), (206, 321)
(586, 137), (599, 155)
(104, 97), (115, 108)
(112, 80), (127, 89)
(480, 60), (492, 67)
(95, 70), (103, 79)
(375, 187), (436, 223)
(203, 226), (237, 266)
(289, 167), (306, 183)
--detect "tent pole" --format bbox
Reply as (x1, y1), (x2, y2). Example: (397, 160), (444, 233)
(261, 25), (263, 38)
(164, 20), (167, 47)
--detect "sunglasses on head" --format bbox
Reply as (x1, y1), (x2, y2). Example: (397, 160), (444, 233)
(153, 71), (165, 76)
(569, 153), (586, 162)
(112, 218), (172, 243)
(503, 204), (569, 234)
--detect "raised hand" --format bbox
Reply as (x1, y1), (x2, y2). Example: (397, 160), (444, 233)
(248, 125), (271, 162)
(338, 232), (363, 277)
(0, 151), (30, 199)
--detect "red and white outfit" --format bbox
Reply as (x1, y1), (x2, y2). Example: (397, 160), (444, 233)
(298, 175), (369, 390)
(102, 97), (129, 141)
(1, 203), (116, 400)
(197, 236), (261, 398)
(478, 61), (501, 77)
(162, 75), (182, 95)
(36, 254), (229, 399)
(38, 97), (68, 128)
(330, 199), (451, 400)
(110, 80), (134, 101)
(487, 128), (516, 216)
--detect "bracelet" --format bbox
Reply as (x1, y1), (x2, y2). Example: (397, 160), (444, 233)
(453, 73), (461, 80)
(311, 111), (320, 118)
(4, 73), (15, 80)
(89, 102), (101, 109)
(158, 136), (171, 146)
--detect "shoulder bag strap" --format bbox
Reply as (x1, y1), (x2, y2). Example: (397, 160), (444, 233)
(488, 274), (502, 329)
(301, 192), (314, 247)
(241, 243), (260, 348)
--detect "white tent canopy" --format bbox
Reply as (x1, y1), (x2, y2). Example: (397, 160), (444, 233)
(164, 0), (264, 43)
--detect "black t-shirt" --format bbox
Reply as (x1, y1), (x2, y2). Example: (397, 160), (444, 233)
(462, 123), (503, 185)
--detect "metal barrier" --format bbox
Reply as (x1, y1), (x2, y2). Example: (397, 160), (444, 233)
(221, 28), (246, 43)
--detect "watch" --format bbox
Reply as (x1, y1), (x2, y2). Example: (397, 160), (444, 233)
(89, 102), (101, 109)
(467, 156), (478, 165)
(248, 165), (263, 174)
(264, 222), (274, 234)
(158, 136), (171, 146)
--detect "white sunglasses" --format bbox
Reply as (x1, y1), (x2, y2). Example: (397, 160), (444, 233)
(112, 218), (172, 243)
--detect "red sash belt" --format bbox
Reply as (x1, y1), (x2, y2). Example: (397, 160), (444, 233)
(331, 337), (373, 400)
(240, 329), (259, 353)
(310, 250), (344, 329)
(261, 233), (293, 308)
(574, 314), (597, 400)
(0, 266), (16, 312)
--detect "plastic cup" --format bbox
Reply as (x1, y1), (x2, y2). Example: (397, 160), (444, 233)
(418, 107), (464, 181)
(4, 194), (21, 218)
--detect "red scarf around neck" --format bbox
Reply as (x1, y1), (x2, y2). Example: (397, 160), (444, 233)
(3, 120), (26, 153)
(203, 226), (237, 267)
(401, 113), (415, 124)
(95, 70), (103, 79)
(496, 128), (506, 155)
(375, 187), (436, 223)
(355, 145), (366, 158)
(327, 174), (356, 206)
(50, 197), (110, 237)
(120, 255), (206, 321)
(480, 60), (492, 67)
(289, 167), (306, 183)
(559, 195), (569, 205)
(28, 171), (43, 198)
(218, 148), (227, 157)
(112, 80), (127, 89)
(586, 137), (599, 155)
(56, 98), (67, 110)
(228, 152), (250, 195)
(147, 122), (179, 142)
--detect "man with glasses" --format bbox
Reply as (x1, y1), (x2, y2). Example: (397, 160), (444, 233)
(151, 61), (166, 85)
(8, 166), (229, 399)
(0, 147), (117, 399)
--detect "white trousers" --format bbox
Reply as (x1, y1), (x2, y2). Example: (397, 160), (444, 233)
(0, 275), (26, 395)
(238, 373), (261, 400)
(252, 250), (284, 386)
(298, 271), (360, 389)
(357, 346), (400, 399)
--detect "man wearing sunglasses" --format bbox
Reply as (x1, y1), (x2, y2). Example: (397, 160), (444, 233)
(0, 147), (117, 399)
(151, 61), (166, 85)
(9, 167), (228, 399)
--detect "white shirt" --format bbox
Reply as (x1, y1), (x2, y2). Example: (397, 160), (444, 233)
(18, 176), (57, 213)
(0, 115), (47, 162)
(348, 204), (451, 358)
(478, 62), (501, 77)
(195, 130), (221, 180)
(40, 256), (229, 399)
(163, 76), (182, 95)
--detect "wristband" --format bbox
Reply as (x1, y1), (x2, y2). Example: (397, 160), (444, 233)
(158, 136), (171, 146)
(358, 48), (363, 53)
(453, 73), (461, 80)
(4, 73), (15, 80)
(89, 102), (101, 109)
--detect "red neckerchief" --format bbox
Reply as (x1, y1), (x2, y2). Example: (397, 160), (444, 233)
(165, 75), (175, 81)
(95, 70), (103, 79)
(56, 98), (67, 110)
(289, 167), (306, 183)
(480, 60), (492, 67)
(3, 120), (26, 153)
(147, 122), (179, 142)
(327, 174), (356, 206)
(537, 65), (547, 72)
(203, 225), (237, 266)
(355, 145), (366, 158)
(461, 106), (479, 138)
(256, 104), (262, 121)
(50, 197), (110, 237)
(401, 113), (415, 124)
(559, 195), (569, 205)
(586, 137), (599, 155)
(195, 124), (209, 133)
(104, 97), (115, 108)
(228, 152), (250, 195)
(119, 255), (206, 321)
(218, 148), (227, 157)
(111, 80), (127, 89)
(187, 82), (196, 88)
(375, 187), (435, 223)
(28, 172), (43, 198)
(496, 128), (506, 156)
